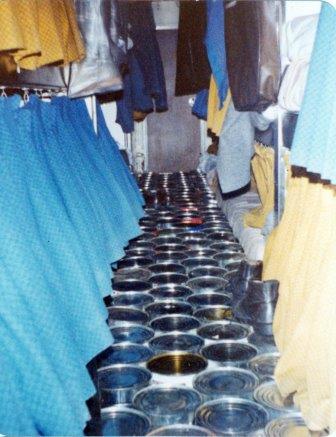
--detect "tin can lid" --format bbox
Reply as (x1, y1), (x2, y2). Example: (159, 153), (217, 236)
(248, 352), (280, 380)
(110, 325), (154, 344)
(134, 385), (201, 415)
(253, 381), (298, 413)
(197, 321), (251, 341)
(149, 332), (204, 353)
(264, 414), (307, 437)
(201, 341), (258, 364)
(195, 398), (268, 436)
(100, 406), (151, 436)
(194, 367), (259, 397)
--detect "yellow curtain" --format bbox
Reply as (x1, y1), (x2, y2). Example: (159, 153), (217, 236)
(0, 1), (24, 52)
(207, 75), (231, 136)
(244, 143), (275, 228)
(10, 0), (41, 69)
(0, 0), (85, 71)
(263, 173), (336, 432)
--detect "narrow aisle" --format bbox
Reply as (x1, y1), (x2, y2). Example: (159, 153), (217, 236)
(92, 171), (308, 437)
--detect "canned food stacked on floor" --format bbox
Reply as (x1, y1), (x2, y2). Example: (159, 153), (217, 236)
(90, 171), (307, 436)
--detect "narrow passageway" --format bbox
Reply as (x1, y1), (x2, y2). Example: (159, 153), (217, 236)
(93, 171), (304, 436)
(0, 0), (333, 435)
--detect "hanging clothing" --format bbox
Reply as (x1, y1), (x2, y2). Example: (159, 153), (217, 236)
(116, 51), (154, 134)
(278, 14), (319, 112)
(192, 89), (209, 120)
(68, 0), (124, 98)
(244, 144), (275, 229)
(291, 4), (336, 183)
(205, 0), (228, 108)
(207, 76), (231, 136)
(216, 101), (254, 194)
(0, 0), (85, 71)
(225, 0), (281, 112)
(216, 100), (271, 194)
(127, 1), (168, 112)
(175, 0), (211, 97)
(115, 1), (168, 133)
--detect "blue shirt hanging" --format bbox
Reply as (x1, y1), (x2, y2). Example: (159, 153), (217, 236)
(205, 0), (229, 108)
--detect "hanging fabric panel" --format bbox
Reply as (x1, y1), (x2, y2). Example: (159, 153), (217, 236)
(0, 0), (85, 71)
(96, 102), (145, 212)
(0, 95), (144, 435)
(290, 3), (336, 183)
(0, 97), (105, 435)
(244, 144), (275, 229)
(225, 0), (281, 112)
(278, 13), (319, 112)
(115, 0), (168, 133)
(263, 4), (336, 432)
(207, 76), (231, 136)
(175, 0), (211, 97)
(263, 173), (336, 432)
(216, 100), (255, 194)
(126, 1), (168, 112)
(67, 0), (123, 98)
(205, 0), (229, 108)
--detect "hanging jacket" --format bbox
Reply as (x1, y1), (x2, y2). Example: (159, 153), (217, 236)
(175, 0), (211, 96)
(126, 0), (168, 111)
(225, 0), (282, 112)
(116, 50), (154, 134)
(68, 0), (123, 98)
(205, 0), (229, 108)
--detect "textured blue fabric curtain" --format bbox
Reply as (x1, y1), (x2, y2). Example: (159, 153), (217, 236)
(96, 101), (145, 212)
(291, 3), (336, 182)
(0, 96), (144, 435)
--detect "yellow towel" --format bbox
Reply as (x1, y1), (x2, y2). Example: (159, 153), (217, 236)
(263, 172), (336, 432)
(207, 75), (231, 136)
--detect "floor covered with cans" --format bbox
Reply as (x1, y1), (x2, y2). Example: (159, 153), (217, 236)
(90, 171), (308, 436)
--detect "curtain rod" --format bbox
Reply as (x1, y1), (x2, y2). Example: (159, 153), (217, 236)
(0, 85), (66, 93)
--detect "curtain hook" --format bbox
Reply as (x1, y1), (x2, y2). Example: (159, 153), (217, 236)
(0, 86), (7, 98)
(23, 88), (29, 103)
(34, 88), (43, 98)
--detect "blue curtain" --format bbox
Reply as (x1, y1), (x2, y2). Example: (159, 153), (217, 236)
(0, 95), (144, 435)
(291, 3), (336, 182)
